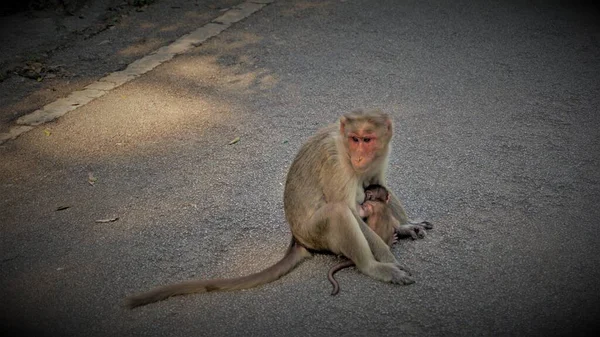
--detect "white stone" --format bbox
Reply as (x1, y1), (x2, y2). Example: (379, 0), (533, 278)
(235, 1), (266, 14)
(214, 2), (264, 24)
(126, 54), (165, 75)
(163, 39), (194, 55)
(99, 71), (137, 86)
(85, 81), (117, 91)
(16, 99), (75, 125)
(0, 125), (34, 144)
(69, 89), (106, 101)
(185, 23), (229, 47)
(151, 46), (177, 60)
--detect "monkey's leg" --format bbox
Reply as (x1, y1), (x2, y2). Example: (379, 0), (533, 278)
(397, 220), (434, 240)
(358, 220), (411, 274)
(355, 217), (398, 264)
(387, 191), (434, 239)
(314, 203), (414, 285)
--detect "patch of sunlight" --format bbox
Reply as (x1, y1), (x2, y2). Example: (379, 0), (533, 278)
(171, 54), (280, 94)
(117, 37), (165, 57)
(139, 22), (156, 30)
(159, 24), (180, 33)
(16, 79), (231, 162)
(213, 235), (289, 278)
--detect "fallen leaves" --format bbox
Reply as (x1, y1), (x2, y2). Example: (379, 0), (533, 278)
(228, 136), (240, 145)
(16, 61), (67, 81)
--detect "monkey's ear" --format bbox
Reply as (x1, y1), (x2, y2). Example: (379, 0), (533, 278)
(385, 193), (391, 203)
(385, 118), (392, 133)
(339, 116), (347, 135)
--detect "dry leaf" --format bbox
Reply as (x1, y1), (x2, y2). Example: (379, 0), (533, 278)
(182, 202), (198, 210)
(55, 205), (70, 211)
(44, 129), (51, 136)
(95, 217), (119, 223)
(88, 172), (97, 186)
(228, 136), (240, 145)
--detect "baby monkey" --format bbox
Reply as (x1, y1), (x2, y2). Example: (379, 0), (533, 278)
(359, 184), (399, 246)
(328, 184), (400, 295)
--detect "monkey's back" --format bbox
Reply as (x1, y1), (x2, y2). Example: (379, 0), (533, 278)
(283, 124), (354, 235)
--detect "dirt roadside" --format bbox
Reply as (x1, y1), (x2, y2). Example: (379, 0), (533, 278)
(0, 0), (244, 135)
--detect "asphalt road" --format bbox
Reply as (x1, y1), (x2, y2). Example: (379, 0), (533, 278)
(1, 0), (599, 336)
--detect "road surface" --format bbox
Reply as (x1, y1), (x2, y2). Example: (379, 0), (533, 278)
(1, 0), (599, 336)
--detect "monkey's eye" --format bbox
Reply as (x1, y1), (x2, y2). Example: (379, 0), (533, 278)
(351, 136), (359, 143)
(363, 138), (371, 143)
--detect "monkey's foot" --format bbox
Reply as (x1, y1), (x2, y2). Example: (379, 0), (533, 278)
(409, 219), (434, 229)
(363, 263), (413, 285)
(390, 266), (415, 285)
(397, 221), (433, 240)
(394, 263), (412, 276)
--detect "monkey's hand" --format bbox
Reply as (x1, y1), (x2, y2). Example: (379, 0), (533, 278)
(391, 232), (399, 245)
(396, 220), (433, 240)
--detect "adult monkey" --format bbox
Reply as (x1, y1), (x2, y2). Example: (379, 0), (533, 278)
(125, 109), (430, 308)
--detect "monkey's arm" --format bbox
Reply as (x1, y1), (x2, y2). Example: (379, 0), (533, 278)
(385, 191), (409, 225)
(385, 190), (434, 239)
(348, 207), (399, 265)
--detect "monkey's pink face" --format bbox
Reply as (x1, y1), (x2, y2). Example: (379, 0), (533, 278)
(359, 202), (373, 218)
(347, 132), (379, 171)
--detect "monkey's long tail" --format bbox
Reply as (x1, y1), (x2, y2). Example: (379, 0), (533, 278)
(327, 260), (355, 296)
(125, 238), (311, 309)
